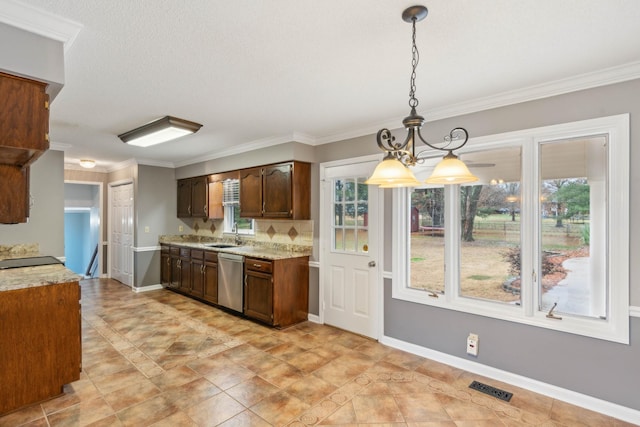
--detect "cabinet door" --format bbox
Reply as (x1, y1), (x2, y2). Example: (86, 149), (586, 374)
(190, 176), (208, 218)
(170, 253), (181, 289)
(177, 179), (192, 217)
(203, 261), (218, 303)
(191, 259), (204, 297)
(0, 72), (49, 165)
(160, 249), (171, 286)
(263, 163), (292, 218)
(0, 164), (29, 224)
(244, 270), (273, 324)
(179, 257), (191, 292)
(239, 167), (263, 218)
(207, 180), (224, 219)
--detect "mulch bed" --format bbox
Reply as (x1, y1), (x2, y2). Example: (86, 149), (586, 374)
(504, 247), (589, 294)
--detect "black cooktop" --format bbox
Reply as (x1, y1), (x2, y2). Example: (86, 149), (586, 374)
(0, 256), (63, 270)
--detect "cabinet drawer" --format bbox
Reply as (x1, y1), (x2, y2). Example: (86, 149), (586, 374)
(191, 250), (204, 260)
(204, 251), (218, 263)
(161, 245), (170, 253)
(245, 258), (272, 274)
(179, 248), (191, 258)
(170, 247), (179, 255)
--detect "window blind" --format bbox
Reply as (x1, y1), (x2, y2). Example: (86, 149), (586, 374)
(222, 179), (239, 206)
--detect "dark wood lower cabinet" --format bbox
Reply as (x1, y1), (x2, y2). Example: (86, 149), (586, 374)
(191, 250), (204, 297)
(0, 282), (81, 415)
(244, 268), (273, 324)
(244, 256), (309, 328)
(178, 248), (191, 292)
(160, 245), (171, 286)
(162, 244), (308, 328)
(203, 251), (218, 304)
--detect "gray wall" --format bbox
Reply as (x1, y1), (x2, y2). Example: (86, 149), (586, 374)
(0, 150), (64, 256)
(134, 165), (182, 287)
(313, 79), (640, 410)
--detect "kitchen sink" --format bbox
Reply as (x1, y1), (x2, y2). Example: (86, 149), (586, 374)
(204, 243), (237, 249)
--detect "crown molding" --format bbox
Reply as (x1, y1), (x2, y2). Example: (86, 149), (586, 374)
(0, 0), (83, 52)
(316, 61), (640, 145)
(64, 163), (108, 173)
(106, 158), (138, 174)
(174, 133), (304, 168)
(136, 158), (175, 169)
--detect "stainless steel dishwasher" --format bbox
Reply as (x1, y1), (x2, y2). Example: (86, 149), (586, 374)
(217, 252), (244, 313)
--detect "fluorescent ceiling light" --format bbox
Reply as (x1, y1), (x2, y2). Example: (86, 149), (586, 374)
(118, 116), (203, 147)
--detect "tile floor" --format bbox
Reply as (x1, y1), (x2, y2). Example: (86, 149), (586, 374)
(1, 278), (635, 427)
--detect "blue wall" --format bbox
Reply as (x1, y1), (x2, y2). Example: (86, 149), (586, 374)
(64, 212), (91, 275)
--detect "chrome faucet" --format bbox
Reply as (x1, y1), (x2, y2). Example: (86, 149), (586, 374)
(232, 222), (241, 245)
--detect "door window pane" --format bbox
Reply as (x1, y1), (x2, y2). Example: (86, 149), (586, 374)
(539, 137), (607, 319)
(332, 177), (370, 254)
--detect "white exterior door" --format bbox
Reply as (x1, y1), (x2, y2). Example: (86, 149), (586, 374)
(321, 160), (381, 339)
(110, 182), (133, 287)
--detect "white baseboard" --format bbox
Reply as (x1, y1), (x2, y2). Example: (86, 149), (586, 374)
(379, 335), (640, 425)
(133, 284), (163, 293)
(307, 313), (321, 324)
(630, 306), (640, 318)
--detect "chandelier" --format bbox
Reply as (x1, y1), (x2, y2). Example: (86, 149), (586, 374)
(365, 5), (478, 188)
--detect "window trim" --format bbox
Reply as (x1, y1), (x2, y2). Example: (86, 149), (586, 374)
(392, 114), (630, 344)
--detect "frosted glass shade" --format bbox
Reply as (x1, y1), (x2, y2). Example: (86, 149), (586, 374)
(424, 154), (478, 185)
(365, 155), (421, 187)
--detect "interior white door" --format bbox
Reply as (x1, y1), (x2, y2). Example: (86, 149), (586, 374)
(322, 161), (380, 339)
(110, 182), (133, 287)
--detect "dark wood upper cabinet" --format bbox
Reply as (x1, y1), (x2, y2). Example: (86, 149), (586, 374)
(190, 176), (208, 217)
(177, 176), (208, 218)
(0, 165), (29, 224)
(177, 179), (191, 217)
(240, 161), (310, 220)
(239, 167), (263, 218)
(0, 72), (49, 224)
(0, 72), (49, 167)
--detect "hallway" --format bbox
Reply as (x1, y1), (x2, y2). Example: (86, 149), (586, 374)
(0, 279), (631, 426)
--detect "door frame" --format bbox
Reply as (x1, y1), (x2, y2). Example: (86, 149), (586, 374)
(108, 179), (134, 288)
(319, 154), (385, 340)
(64, 180), (104, 278)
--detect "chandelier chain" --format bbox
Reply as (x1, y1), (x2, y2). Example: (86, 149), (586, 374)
(408, 17), (419, 109)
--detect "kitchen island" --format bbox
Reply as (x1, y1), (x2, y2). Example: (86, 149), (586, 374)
(0, 255), (81, 415)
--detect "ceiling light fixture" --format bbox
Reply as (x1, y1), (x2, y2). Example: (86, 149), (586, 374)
(79, 159), (96, 168)
(366, 5), (478, 187)
(118, 116), (203, 148)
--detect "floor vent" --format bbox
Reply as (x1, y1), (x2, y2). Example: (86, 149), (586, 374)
(469, 380), (513, 402)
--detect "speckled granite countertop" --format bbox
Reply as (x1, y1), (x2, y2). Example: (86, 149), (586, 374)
(0, 244), (81, 291)
(0, 264), (82, 292)
(159, 236), (312, 261)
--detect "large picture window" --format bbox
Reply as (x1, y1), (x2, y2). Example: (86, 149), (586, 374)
(393, 115), (629, 343)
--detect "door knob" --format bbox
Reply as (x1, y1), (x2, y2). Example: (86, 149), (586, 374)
(368, 261), (376, 267)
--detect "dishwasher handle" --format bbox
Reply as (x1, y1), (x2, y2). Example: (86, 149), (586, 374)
(218, 252), (244, 262)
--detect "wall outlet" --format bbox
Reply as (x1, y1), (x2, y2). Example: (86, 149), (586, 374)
(178, 225), (184, 232)
(144, 226), (150, 233)
(467, 333), (479, 356)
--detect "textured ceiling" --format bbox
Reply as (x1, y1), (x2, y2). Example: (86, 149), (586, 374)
(7, 0), (640, 170)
